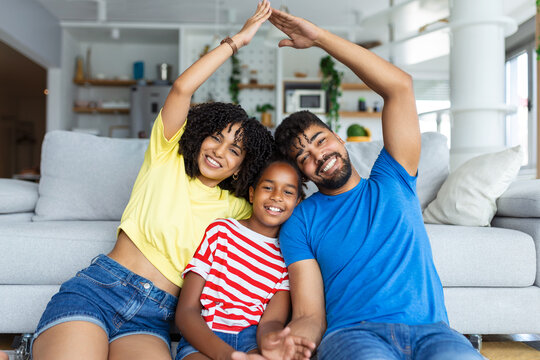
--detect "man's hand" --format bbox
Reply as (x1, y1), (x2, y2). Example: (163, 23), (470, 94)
(233, 0), (272, 48)
(268, 7), (321, 49)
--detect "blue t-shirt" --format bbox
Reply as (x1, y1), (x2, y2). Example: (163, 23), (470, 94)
(279, 148), (448, 336)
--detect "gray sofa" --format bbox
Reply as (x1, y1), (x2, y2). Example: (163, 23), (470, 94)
(1, 130), (539, 338)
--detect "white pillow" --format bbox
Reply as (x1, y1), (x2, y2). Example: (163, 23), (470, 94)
(423, 146), (522, 227)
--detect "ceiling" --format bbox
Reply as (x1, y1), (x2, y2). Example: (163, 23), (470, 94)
(34, 0), (534, 29)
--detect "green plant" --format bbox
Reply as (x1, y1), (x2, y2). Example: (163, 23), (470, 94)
(256, 103), (275, 113)
(320, 55), (343, 132)
(228, 55), (241, 104)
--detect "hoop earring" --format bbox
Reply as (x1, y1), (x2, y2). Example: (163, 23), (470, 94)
(232, 173), (239, 181)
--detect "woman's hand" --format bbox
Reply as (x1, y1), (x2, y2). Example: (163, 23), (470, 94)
(268, 7), (321, 49)
(232, 0), (272, 49)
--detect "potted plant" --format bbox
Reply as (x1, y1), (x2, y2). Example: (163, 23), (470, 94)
(346, 124), (371, 142)
(320, 55), (343, 132)
(256, 103), (275, 127)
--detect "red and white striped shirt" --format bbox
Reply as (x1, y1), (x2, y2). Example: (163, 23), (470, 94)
(182, 218), (290, 334)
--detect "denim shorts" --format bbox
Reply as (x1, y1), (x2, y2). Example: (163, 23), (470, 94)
(175, 325), (258, 360)
(317, 321), (484, 360)
(32, 254), (178, 350)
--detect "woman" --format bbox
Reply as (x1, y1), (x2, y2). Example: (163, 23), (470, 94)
(32, 2), (274, 359)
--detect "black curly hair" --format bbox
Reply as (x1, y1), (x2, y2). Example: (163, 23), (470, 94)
(179, 102), (275, 201)
(252, 152), (306, 201)
(274, 110), (330, 158)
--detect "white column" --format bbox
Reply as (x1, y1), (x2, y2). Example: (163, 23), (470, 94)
(449, 0), (517, 170)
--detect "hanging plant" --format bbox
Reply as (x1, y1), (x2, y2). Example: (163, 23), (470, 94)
(320, 55), (343, 132)
(229, 54), (241, 104)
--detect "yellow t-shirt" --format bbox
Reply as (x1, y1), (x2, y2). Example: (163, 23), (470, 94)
(118, 111), (252, 287)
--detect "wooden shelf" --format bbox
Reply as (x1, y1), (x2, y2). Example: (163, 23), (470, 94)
(339, 111), (382, 118)
(341, 83), (371, 91)
(73, 107), (130, 114)
(238, 83), (275, 90)
(73, 79), (136, 86)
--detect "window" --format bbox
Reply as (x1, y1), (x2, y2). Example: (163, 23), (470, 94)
(505, 42), (536, 173)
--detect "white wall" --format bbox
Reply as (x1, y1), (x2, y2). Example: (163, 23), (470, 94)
(0, 0), (61, 68)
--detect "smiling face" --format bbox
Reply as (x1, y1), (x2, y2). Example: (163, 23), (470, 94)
(246, 162), (301, 238)
(196, 122), (246, 187)
(289, 124), (353, 193)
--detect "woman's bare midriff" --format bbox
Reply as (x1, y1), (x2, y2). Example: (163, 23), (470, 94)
(107, 231), (180, 297)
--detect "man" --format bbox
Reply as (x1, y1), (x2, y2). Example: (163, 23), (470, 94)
(270, 7), (484, 360)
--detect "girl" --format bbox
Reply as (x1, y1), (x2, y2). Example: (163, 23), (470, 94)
(31, 2), (274, 360)
(175, 157), (316, 360)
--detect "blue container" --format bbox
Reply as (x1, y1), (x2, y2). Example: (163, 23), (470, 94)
(133, 61), (144, 80)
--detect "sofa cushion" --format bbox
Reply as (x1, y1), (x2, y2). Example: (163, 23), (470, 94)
(34, 131), (149, 221)
(426, 224), (535, 287)
(0, 179), (38, 213)
(496, 179), (540, 218)
(423, 146), (522, 226)
(308, 132), (449, 207)
(0, 221), (118, 285)
(491, 216), (540, 287)
(0, 212), (33, 222)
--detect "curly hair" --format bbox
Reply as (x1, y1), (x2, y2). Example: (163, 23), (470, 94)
(274, 110), (330, 158)
(179, 102), (275, 201)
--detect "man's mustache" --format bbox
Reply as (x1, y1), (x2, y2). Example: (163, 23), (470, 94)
(316, 152), (342, 176)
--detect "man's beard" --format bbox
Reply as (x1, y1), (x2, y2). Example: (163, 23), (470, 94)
(313, 152), (353, 190)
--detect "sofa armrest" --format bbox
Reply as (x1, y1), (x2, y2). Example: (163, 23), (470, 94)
(0, 179), (39, 214)
(496, 179), (540, 218)
(492, 216), (540, 287)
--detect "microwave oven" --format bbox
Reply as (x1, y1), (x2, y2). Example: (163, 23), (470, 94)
(285, 89), (326, 114)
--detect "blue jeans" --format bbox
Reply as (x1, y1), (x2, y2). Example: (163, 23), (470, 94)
(317, 322), (485, 360)
(32, 255), (178, 351)
(176, 325), (258, 360)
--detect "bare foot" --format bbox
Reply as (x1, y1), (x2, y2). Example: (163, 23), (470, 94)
(0, 350), (9, 360)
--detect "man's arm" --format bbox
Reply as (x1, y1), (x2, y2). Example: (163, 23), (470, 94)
(269, 8), (420, 176)
(286, 259), (327, 345)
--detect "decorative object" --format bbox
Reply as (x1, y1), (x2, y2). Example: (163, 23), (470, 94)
(74, 56), (84, 81)
(358, 97), (366, 111)
(85, 47), (92, 79)
(133, 61), (144, 80)
(320, 55), (343, 132)
(423, 146), (523, 227)
(256, 103), (275, 127)
(249, 69), (258, 84)
(228, 54), (241, 104)
(346, 124), (371, 142)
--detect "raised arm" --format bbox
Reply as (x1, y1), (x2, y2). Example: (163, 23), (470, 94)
(269, 8), (420, 175)
(160, 0), (272, 140)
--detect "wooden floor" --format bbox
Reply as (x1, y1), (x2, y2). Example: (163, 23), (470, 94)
(2, 333), (539, 355)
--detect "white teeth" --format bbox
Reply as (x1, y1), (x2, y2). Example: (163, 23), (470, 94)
(323, 157), (337, 173)
(206, 156), (220, 167)
(267, 206), (283, 212)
